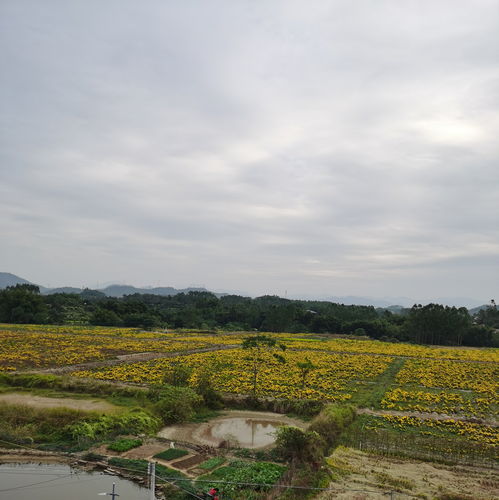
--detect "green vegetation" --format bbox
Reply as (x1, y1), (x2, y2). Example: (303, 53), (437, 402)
(153, 448), (189, 461)
(197, 457), (225, 470)
(68, 409), (160, 444)
(107, 438), (142, 452)
(277, 466), (332, 500)
(0, 372), (149, 401)
(350, 357), (405, 408)
(0, 403), (99, 447)
(196, 460), (286, 499)
(241, 334), (286, 395)
(2, 284), (495, 346)
(150, 385), (202, 424)
(308, 404), (356, 450)
(274, 426), (324, 465)
(340, 414), (497, 467)
(0, 373), (217, 451)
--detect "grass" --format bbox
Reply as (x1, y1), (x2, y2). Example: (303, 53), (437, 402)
(190, 408), (222, 423)
(0, 402), (100, 445)
(153, 448), (190, 461)
(197, 457), (225, 470)
(350, 358), (405, 408)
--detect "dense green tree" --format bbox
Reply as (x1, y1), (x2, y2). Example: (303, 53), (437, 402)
(0, 284), (48, 324)
(90, 307), (123, 326)
(405, 303), (471, 345)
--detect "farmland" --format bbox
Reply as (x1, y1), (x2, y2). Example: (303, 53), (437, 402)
(0, 323), (497, 498)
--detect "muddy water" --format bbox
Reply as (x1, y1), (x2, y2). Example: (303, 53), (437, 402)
(0, 463), (149, 500)
(158, 410), (307, 449)
(204, 418), (281, 448)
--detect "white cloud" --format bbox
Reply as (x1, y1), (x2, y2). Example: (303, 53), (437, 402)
(0, 0), (498, 300)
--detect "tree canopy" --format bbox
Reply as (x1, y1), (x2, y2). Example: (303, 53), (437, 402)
(0, 287), (496, 347)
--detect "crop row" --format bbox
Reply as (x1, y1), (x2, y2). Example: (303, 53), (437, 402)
(71, 348), (393, 401)
(0, 329), (210, 370)
(374, 414), (498, 448)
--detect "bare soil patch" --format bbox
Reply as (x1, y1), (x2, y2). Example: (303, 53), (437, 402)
(0, 448), (72, 465)
(316, 446), (498, 499)
(0, 393), (118, 412)
(170, 454), (206, 470)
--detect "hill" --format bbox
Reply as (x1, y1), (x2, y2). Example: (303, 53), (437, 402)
(100, 284), (212, 298)
(0, 272), (33, 289)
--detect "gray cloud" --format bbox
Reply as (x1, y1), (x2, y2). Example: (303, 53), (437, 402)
(1, 1), (498, 301)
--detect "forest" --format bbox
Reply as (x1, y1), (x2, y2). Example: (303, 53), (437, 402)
(0, 284), (497, 347)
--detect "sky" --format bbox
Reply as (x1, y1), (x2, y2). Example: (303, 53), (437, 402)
(1, 1), (498, 304)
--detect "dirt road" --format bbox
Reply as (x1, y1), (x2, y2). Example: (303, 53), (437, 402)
(0, 393), (118, 412)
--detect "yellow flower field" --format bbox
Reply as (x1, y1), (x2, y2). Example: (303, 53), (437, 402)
(378, 414), (498, 448)
(0, 326), (211, 370)
(380, 358), (499, 418)
(282, 337), (499, 362)
(71, 348), (394, 401)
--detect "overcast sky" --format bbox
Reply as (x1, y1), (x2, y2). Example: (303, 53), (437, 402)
(1, 1), (498, 303)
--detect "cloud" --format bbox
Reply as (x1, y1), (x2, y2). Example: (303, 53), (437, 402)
(0, 0), (498, 300)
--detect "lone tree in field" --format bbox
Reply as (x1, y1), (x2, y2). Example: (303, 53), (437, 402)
(241, 335), (286, 397)
(297, 357), (317, 395)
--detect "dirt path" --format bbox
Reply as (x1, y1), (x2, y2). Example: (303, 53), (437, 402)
(26, 344), (237, 375)
(0, 448), (73, 464)
(0, 393), (118, 412)
(358, 407), (498, 427)
(288, 347), (499, 364)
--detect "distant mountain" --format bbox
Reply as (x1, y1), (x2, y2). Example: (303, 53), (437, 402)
(100, 284), (211, 298)
(468, 304), (490, 315)
(0, 272), (487, 309)
(376, 305), (408, 314)
(44, 287), (84, 295)
(327, 296), (398, 307)
(0, 272), (33, 289)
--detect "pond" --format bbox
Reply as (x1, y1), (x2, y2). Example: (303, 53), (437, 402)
(205, 417), (280, 448)
(0, 463), (150, 500)
(158, 410), (306, 449)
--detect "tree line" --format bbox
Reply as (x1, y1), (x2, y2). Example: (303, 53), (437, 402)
(0, 284), (497, 347)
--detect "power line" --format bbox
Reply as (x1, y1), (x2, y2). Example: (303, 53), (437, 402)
(153, 472), (204, 500)
(2, 475), (112, 493)
(0, 471), (69, 476)
(0, 472), (74, 493)
(152, 474), (419, 498)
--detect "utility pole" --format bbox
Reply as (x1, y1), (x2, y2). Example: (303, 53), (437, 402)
(148, 461), (156, 500)
(101, 483), (119, 500)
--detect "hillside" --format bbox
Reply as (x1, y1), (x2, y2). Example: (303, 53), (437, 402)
(0, 272), (33, 289)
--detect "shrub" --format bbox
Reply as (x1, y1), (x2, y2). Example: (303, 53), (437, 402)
(152, 385), (202, 424)
(68, 409), (160, 443)
(274, 426), (325, 466)
(308, 404), (355, 451)
(193, 370), (224, 409)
